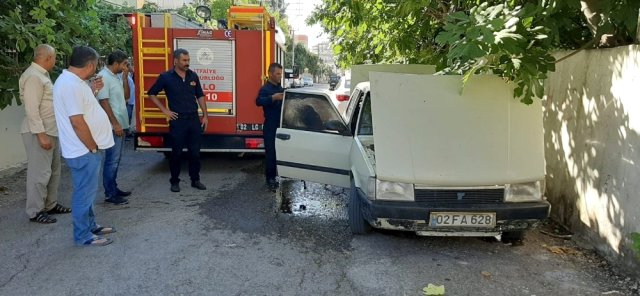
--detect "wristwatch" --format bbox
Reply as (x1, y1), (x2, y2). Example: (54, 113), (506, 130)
(90, 148), (98, 153)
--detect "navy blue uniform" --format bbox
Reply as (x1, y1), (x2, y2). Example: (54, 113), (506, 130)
(148, 69), (205, 185)
(256, 81), (284, 183)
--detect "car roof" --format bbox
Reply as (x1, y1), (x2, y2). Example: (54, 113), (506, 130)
(354, 81), (369, 92)
(285, 87), (331, 96)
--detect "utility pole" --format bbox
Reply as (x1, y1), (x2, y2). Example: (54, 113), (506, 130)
(636, 8), (640, 43)
(291, 29), (295, 69)
(316, 44), (321, 83)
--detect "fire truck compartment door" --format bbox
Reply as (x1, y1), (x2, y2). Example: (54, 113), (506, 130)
(175, 39), (236, 115)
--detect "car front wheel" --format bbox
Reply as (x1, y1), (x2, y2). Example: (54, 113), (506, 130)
(349, 181), (372, 234)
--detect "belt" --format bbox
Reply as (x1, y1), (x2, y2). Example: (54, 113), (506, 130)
(177, 113), (199, 119)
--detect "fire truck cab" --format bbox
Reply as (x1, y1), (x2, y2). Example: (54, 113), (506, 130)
(130, 6), (286, 153)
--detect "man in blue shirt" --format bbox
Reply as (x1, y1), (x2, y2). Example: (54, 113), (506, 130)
(148, 48), (208, 193)
(256, 63), (284, 191)
(97, 50), (132, 205)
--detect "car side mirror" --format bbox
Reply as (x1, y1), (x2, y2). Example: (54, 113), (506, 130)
(325, 120), (348, 135)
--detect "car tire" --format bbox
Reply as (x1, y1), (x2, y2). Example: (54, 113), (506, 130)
(349, 181), (372, 234)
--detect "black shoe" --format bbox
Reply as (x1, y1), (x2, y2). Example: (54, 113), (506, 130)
(30, 211), (57, 224)
(46, 204), (72, 214)
(116, 188), (131, 197)
(105, 196), (129, 205)
(191, 181), (206, 190)
(170, 183), (180, 192)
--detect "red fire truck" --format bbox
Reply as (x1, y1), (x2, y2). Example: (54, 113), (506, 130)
(129, 6), (286, 153)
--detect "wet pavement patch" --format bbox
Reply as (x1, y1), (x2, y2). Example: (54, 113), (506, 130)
(197, 160), (352, 253)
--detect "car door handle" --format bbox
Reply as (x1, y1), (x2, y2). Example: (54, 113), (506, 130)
(276, 133), (291, 140)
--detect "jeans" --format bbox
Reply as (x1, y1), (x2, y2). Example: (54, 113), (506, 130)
(103, 131), (125, 198)
(168, 117), (201, 184)
(127, 104), (134, 125)
(65, 152), (102, 244)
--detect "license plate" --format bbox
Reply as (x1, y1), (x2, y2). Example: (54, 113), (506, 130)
(237, 123), (263, 131)
(429, 212), (496, 228)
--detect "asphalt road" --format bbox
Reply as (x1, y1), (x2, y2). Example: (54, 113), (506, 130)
(0, 144), (638, 295)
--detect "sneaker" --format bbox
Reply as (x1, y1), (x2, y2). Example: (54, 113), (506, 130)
(170, 183), (180, 192)
(191, 181), (206, 190)
(116, 188), (132, 197)
(105, 196), (129, 205)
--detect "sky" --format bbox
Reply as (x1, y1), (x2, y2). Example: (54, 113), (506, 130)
(285, 0), (327, 47)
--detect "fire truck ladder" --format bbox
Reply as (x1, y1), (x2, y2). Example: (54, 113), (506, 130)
(136, 13), (172, 132)
(228, 5), (272, 81)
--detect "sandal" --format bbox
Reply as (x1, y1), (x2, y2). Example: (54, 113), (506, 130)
(47, 204), (72, 214)
(82, 235), (113, 247)
(91, 226), (116, 235)
(29, 211), (57, 224)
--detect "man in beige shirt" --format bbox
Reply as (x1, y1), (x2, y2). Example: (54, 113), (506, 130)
(19, 44), (71, 224)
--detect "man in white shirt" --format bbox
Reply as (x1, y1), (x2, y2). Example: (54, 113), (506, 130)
(19, 44), (71, 224)
(53, 45), (116, 247)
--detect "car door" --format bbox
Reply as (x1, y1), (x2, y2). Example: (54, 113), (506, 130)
(276, 90), (352, 188)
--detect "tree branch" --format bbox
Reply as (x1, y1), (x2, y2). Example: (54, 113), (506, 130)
(555, 38), (596, 64)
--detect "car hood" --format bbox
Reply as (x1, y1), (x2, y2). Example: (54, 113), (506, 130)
(369, 72), (545, 186)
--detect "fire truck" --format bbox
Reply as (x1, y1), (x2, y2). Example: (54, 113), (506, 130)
(129, 6), (286, 153)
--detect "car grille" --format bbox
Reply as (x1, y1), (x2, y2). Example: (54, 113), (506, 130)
(414, 188), (504, 204)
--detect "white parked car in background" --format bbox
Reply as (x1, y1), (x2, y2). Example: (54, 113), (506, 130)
(291, 77), (303, 88)
(330, 74), (351, 115)
(303, 76), (313, 87)
(334, 75), (351, 102)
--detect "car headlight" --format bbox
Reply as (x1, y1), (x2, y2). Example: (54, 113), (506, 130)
(505, 180), (545, 202)
(376, 180), (414, 201)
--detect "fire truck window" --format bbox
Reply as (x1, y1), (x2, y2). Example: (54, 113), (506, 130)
(282, 93), (343, 133)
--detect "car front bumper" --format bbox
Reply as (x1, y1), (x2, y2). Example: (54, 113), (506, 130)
(357, 188), (551, 236)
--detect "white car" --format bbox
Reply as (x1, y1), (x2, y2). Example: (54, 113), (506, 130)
(291, 77), (303, 88)
(275, 72), (549, 241)
(303, 77), (313, 87)
(330, 75), (351, 115)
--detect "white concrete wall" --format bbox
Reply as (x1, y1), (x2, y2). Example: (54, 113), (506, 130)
(544, 45), (640, 276)
(351, 64), (436, 91)
(0, 105), (27, 171)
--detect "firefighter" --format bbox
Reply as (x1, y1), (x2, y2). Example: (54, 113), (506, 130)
(147, 48), (208, 193)
(256, 63), (284, 191)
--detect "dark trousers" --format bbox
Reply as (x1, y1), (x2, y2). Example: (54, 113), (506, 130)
(263, 123), (277, 182)
(169, 117), (201, 184)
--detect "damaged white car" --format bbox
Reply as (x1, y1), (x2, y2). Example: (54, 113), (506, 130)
(276, 72), (550, 242)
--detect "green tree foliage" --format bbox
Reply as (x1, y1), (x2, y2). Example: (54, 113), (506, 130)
(284, 43), (322, 78)
(181, 0), (287, 29)
(175, 0), (231, 28)
(0, 0), (133, 109)
(309, 0), (639, 104)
